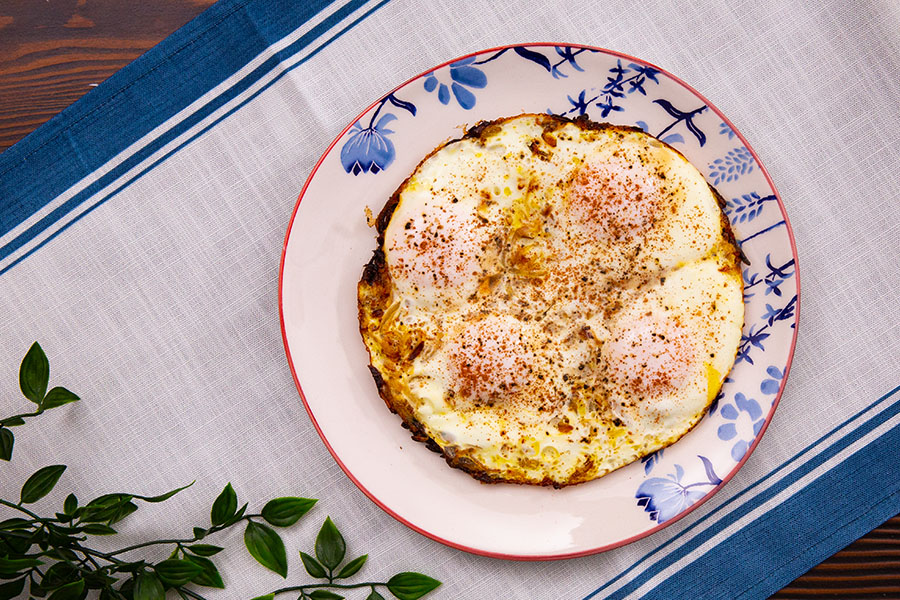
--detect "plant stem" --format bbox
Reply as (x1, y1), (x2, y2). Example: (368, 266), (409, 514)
(84, 550), (103, 570)
(72, 543), (130, 567)
(0, 497), (43, 519)
(106, 514), (258, 557)
(177, 587), (209, 600)
(1, 409), (43, 426)
(106, 537), (193, 557)
(75, 551), (95, 569)
(269, 582), (388, 596)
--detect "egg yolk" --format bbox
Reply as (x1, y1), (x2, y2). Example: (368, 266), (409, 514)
(447, 315), (532, 404)
(385, 200), (491, 295)
(606, 312), (695, 396)
(565, 156), (662, 241)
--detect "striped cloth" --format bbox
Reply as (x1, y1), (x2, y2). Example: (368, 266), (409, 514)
(2, 1), (899, 598)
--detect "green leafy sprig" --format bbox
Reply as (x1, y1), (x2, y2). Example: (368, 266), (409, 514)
(0, 343), (441, 600)
(1, 342), (80, 462)
(252, 517), (441, 600)
(1, 453), (316, 598)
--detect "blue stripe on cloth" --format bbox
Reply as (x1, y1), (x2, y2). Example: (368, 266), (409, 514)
(0, 0), (359, 240)
(0, 0), (387, 269)
(585, 383), (900, 600)
(0, 0), (390, 277)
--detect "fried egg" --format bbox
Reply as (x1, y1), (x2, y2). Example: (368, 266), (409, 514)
(358, 113), (743, 487)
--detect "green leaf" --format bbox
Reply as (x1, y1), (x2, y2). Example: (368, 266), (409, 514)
(244, 521), (287, 578)
(20, 464), (66, 504)
(222, 502), (248, 528)
(186, 544), (224, 557)
(0, 428), (12, 462)
(336, 554), (368, 579)
(192, 526), (208, 539)
(19, 342), (49, 404)
(0, 555), (42, 576)
(117, 576), (137, 593)
(81, 502), (137, 526)
(82, 523), (117, 535)
(44, 546), (78, 562)
(82, 569), (116, 590)
(63, 493), (77, 515)
(366, 591), (386, 600)
(309, 591), (344, 600)
(154, 558), (204, 586)
(135, 481), (194, 503)
(0, 577), (26, 600)
(107, 501), (139, 525)
(0, 517), (31, 530)
(261, 497), (317, 527)
(315, 517), (345, 571)
(250, 595), (276, 600)
(184, 555), (224, 589)
(211, 483), (237, 526)
(84, 492), (130, 507)
(83, 492), (132, 510)
(41, 387), (79, 410)
(1, 416), (25, 427)
(114, 561), (146, 575)
(1, 535), (31, 557)
(299, 551), (327, 579)
(133, 572), (165, 600)
(80, 493), (136, 524)
(0, 519), (33, 554)
(40, 562), (80, 589)
(386, 573), (441, 600)
(46, 578), (84, 600)
(48, 522), (82, 535)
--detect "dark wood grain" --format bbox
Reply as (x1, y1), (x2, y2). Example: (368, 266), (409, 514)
(0, 0), (215, 150)
(771, 517), (900, 599)
(0, 2), (897, 598)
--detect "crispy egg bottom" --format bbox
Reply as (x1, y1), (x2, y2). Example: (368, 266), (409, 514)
(358, 113), (744, 488)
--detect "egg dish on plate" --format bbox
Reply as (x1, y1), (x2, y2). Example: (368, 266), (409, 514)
(357, 113), (744, 488)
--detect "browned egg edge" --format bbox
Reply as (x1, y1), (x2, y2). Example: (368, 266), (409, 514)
(356, 112), (746, 488)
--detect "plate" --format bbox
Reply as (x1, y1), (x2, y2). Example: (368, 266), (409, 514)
(279, 44), (799, 559)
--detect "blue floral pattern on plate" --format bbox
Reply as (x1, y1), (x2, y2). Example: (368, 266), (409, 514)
(761, 366), (785, 395)
(558, 60), (662, 118)
(636, 457), (722, 523)
(641, 449), (664, 475)
(726, 192), (778, 224)
(717, 393), (766, 461)
(708, 146), (755, 185)
(719, 121), (736, 139)
(340, 94), (416, 175)
(423, 57), (487, 109)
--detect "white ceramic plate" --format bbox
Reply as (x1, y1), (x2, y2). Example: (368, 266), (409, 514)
(279, 44), (799, 559)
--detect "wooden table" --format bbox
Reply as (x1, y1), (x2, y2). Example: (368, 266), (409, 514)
(1, 2), (897, 598)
